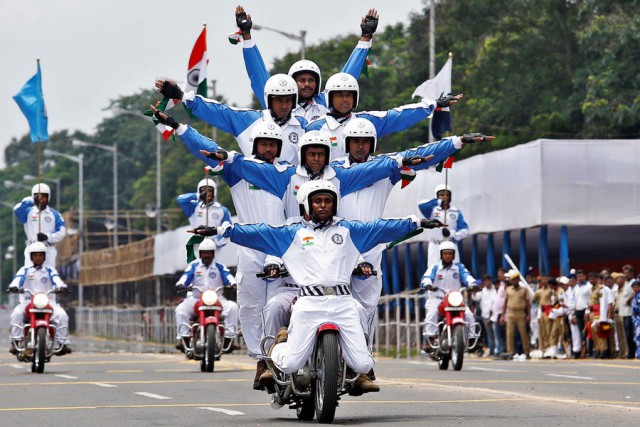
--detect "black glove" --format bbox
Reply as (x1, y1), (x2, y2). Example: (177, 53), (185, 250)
(361, 14), (378, 37)
(158, 80), (184, 101)
(153, 110), (180, 130)
(436, 93), (458, 108)
(236, 11), (252, 34)
(420, 218), (445, 229)
(8, 287), (19, 294)
(57, 287), (70, 295)
(263, 263), (280, 276)
(175, 284), (186, 293)
(442, 228), (451, 238)
(37, 232), (48, 242)
(401, 156), (424, 166)
(206, 149), (229, 160)
(461, 133), (488, 144)
(194, 225), (217, 236)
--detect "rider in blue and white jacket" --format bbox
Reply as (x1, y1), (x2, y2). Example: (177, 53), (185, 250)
(177, 178), (232, 249)
(420, 241), (477, 344)
(174, 239), (239, 350)
(14, 183), (66, 268)
(234, 6), (377, 121)
(191, 180), (445, 384)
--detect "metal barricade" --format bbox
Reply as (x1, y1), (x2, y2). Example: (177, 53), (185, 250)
(375, 291), (425, 359)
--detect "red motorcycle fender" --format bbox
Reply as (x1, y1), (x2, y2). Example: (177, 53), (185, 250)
(35, 320), (49, 328)
(317, 322), (340, 334)
(203, 316), (219, 326)
(451, 317), (465, 326)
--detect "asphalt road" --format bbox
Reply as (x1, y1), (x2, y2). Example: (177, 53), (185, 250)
(1, 338), (639, 426)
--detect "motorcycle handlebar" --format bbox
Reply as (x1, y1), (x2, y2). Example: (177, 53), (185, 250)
(256, 268), (290, 279)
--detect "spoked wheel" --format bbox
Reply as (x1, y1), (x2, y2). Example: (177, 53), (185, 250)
(202, 325), (216, 373)
(315, 331), (340, 424)
(33, 327), (47, 374)
(296, 396), (316, 421)
(451, 325), (465, 371)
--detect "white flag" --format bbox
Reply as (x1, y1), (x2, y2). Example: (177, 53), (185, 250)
(411, 57), (452, 99)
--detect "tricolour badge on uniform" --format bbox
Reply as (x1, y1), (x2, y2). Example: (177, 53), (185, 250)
(302, 236), (314, 248)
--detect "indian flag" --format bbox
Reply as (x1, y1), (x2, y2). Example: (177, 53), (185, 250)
(144, 97), (175, 141)
(227, 31), (242, 45)
(302, 236), (315, 248)
(186, 25), (208, 97)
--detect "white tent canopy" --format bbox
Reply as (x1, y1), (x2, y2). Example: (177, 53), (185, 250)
(384, 139), (640, 233)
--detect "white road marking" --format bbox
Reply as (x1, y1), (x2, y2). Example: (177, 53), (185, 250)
(55, 374), (78, 379)
(546, 373), (594, 380)
(8, 364), (24, 370)
(198, 407), (244, 416)
(93, 383), (118, 388)
(135, 392), (172, 400)
(468, 367), (513, 373)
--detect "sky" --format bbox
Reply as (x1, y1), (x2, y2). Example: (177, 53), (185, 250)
(0, 0), (428, 168)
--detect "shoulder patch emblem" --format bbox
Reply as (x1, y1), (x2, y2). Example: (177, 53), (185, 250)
(331, 234), (343, 245)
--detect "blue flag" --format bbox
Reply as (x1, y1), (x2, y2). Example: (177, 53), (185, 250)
(13, 62), (49, 143)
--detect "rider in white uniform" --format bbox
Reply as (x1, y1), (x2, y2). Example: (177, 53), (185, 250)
(174, 239), (240, 353)
(421, 241), (477, 349)
(8, 242), (71, 355)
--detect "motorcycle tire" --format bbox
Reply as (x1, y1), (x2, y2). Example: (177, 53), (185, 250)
(315, 331), (339, 424)
(202, 325), (216, 373)
(296, 397), (315, 421)
(34, 327), (47, 374)
(451, 325), (465, 371)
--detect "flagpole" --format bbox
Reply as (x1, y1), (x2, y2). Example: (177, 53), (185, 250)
(444, 168), (449, 228)
(36, 58), (42, 234)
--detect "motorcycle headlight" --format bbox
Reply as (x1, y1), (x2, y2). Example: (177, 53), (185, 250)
(201, 289), (218, 306)
(33, 293), (49, 309)
(448, 291), (464, 307)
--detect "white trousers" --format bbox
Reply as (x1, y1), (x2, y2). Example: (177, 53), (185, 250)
(350, 249), (384, 351)
(262, 286), (298, 339)
(271, 294), (374, 375)
(237, 273), (283, 358)
(10, 299), (69, 344)
(175, 294), (238, 339)
(569, 316), (582, 353)
(424, 295), (475, 337)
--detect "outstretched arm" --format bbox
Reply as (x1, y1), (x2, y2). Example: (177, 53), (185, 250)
(235, 6), (270, 109)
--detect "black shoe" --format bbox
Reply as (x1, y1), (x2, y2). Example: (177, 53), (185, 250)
(176, 337), (190, 353)
(9, 342), (18, 355)
(222, 338), (242, 354)
(55, 344), (72, 356)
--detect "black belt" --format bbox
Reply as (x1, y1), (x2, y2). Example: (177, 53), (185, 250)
(299, 284), (351, 297)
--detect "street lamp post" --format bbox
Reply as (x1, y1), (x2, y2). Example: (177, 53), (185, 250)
(253, 24), (307, 60)
(72, 139), (118, 247)
(1, 202), (20, 306)
(43, 149), (84, 310)
(110, 107), (161, 234)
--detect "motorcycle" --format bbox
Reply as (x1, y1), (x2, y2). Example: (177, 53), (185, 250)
(258, 265), (376, 424)
(9, 288), (67, 373)
(177, 286), (229, 372)
(423, 287), (481, 371)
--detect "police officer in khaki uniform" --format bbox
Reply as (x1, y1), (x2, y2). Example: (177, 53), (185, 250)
(532, 275), (552, 354)
(502, 270), (531, 359)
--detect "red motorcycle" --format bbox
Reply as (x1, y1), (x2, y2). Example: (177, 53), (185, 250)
(424, 288), (481, 371)
(10, 288), (65, 373)
(178, 287), (227, 372)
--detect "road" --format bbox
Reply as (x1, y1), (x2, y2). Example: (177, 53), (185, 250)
(1, 340), (639, 426)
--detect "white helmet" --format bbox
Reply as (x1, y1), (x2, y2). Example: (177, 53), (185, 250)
(198, 238), (216, 254)
(343, 118), (377, 154)
(298, 131), (332, 169)
(264, 74), (298, 109)
(296, 179), (339, 217)
(32, 183), (51, 197)
(250, 121), (283, 157)
(439, 240), (457, 255)
(434, 184), (452, 199)
(288, 60), (322, 97)
(197, 178), (217, 201)
(28, 241), (48, 258)
(325, 73), (359, 110)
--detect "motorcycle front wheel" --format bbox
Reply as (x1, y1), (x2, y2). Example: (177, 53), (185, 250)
(451, 325), (465, 371)
(201, 325), (216, 373)
(33, 327), (47, 374)
(315, 331), (340, 424)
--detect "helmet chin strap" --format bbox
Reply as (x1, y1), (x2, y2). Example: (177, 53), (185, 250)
(328, 110), (351, 123)
(254, 152), (275, 163)
(270, 109), (291, 126)
(310, 214), (332, 230)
